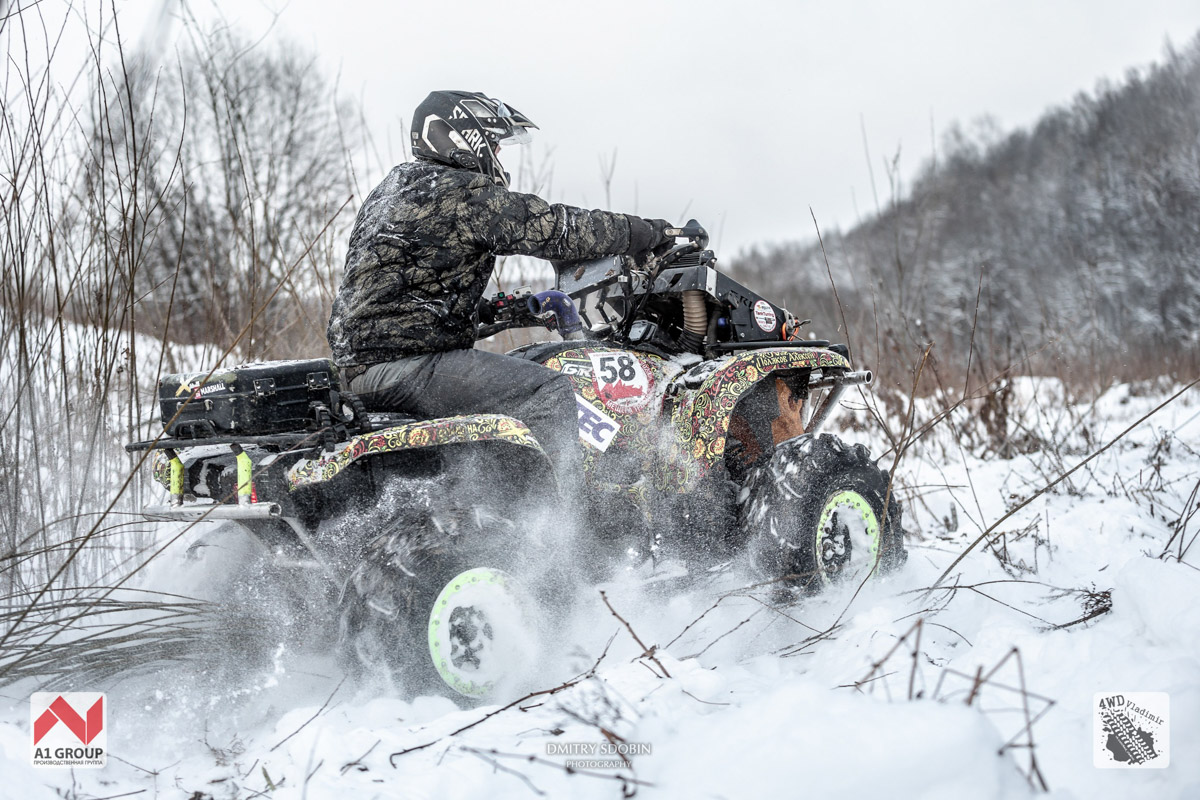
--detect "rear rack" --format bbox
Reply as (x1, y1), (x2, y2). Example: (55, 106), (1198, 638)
(125, 431), (325, 453)
(125, 411), (417, 453)
(142, 502), (282, 520)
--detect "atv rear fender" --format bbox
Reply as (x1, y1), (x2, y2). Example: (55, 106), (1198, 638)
(148, 413), (552, 499)
(140, 414), (553, 587)
(286, 413), (550, 490)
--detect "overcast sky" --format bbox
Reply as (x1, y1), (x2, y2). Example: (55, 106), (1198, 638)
(116, 0), (1200, 256)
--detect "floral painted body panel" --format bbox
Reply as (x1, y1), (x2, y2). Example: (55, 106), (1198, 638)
(670, 348), (851, 479)
(539, 347), (684, 491)
(287, 414), (540, 489)
(534, 345), (850, 493)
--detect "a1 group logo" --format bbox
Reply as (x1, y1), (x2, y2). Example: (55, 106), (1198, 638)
(31, 692), (106, 768)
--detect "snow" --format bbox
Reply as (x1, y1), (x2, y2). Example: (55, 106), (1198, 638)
(1, 378), (1198, 798)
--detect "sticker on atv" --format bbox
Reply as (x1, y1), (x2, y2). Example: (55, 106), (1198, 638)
(576, 393), (620, 451)
(194, 382), (230, 397)
(173, 372), (236, 397)
(589, 352), (654, 412)
(753, 300), (777, 332)
(560, 361), (593, 378)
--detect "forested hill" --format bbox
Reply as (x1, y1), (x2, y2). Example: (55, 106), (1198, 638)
(728, 35), (1200, 382)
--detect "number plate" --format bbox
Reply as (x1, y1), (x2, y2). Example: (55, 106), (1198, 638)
(588, 352), (654, 412)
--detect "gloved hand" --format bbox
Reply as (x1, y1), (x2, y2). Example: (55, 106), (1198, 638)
(626, 216), (674, 259)
(649, 219), (677, 257)
(477, 295), (497, 325)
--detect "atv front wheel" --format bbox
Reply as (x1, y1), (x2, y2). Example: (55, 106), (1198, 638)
(739, 433), (905, 592)
(337, 505), (542, 700)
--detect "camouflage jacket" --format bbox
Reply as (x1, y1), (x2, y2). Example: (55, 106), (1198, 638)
(328, 161), (645, 366)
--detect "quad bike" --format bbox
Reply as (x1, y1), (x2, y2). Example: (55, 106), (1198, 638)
(127, 221), (905, 699)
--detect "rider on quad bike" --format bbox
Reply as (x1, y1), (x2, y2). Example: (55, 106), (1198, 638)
(127, 96), (907, 701)
(327, 90), (674, 507)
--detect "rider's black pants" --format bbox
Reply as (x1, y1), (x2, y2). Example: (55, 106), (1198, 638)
(346, 349), (585, 499)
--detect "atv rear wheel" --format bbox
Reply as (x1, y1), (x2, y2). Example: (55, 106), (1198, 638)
(739, 433), (905, 592)
(337, 505), (543, 700)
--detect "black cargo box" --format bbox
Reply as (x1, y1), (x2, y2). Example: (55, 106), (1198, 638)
(159, 359), (344, 439)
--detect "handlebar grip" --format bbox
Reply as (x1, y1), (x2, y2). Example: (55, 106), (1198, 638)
(665, 218), (708, 248)
(665, 226), (705, 238)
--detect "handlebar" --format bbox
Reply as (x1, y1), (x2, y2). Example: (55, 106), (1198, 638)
(663, 219), (709, 251)
(654, 219), (709, 264)
(476, 287), (584, 340)
(614, 219), (709, 343)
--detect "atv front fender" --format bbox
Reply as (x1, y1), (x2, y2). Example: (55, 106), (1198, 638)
(672, 348), (851, 476)
(287, 414), (545, 490)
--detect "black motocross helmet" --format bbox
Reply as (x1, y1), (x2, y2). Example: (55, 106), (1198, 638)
(410, 91), (537, 188)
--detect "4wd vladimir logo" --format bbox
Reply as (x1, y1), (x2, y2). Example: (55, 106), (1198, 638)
(589, 352), (654, 412)
(1093, 692), (1169, 768)
(31, 692), (106, 768)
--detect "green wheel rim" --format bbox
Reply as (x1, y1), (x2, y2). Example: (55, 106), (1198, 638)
(815, 489), (880, 582)
(428, 567), (511, 698)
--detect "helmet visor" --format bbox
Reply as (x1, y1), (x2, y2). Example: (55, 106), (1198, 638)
(497, 126), (533, 147)
(457, 96), (536, 148)
(491, 99), (536, 146)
